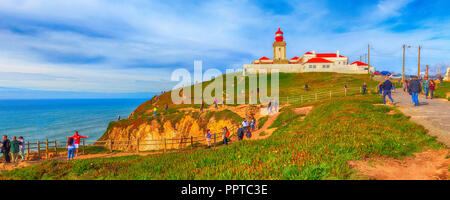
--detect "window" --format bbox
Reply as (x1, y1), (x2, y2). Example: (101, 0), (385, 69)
(313, 65), (316, 68)
(309, 65), (312, 68)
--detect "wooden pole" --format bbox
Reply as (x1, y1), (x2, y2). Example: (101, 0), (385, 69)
(368, 44), (370, 76)
(402, 44), (406, 81)
(286, 96), (289, 104)
(26, 141), (30, 160)
(213, 133), (216, 148)
(329, 91), (332, 99)
(82, 139), (85, 155)
(136, 138), (139, 153)
(37, 141), (40, 159)
(54, 140), (57, 156)
(301, 95), (303, 103)
(418, 46), (421, 78)
(109, 139), (113, 152)
(45, 139), (49, 159)
(191, 136), (193, 149)
(315, 93), (317, 101)
(164, 138), (167, 153)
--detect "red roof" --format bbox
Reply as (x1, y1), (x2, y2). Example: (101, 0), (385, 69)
(290, 56), (299, 60)
(316, 53), (345, 58)
(350, 61), (368, 66)
(259, 56), (271, 60)
(304, 52), (313, 55)
(305, 58), (333, 63)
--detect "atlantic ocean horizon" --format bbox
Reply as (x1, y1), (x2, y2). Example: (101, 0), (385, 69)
(0, 98), (146, 141)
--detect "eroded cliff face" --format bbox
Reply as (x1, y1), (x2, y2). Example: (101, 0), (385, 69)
(103, 114), (237, 151)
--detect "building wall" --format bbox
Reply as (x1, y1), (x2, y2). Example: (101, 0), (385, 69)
(243, 63), (372, 75)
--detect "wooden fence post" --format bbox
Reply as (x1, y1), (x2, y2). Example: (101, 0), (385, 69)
(360, 87), (362, 93)
(26, 141), (30, 160)
(329, 91), (332, 99)
(301, 95), (303, 103)
(45, 139), (49, 159)
(82, 139), (85, 155)
(213, 133), (216, 148)
(315, 93), (318, 101)
(37, 141), (40, 160)
(136, 138), (139, 153)
(345, 89), (347, 96)
(164, 138), (167, 153)
(287, 96), (289, 104)
(109, 139), (113, 152)
(191, 136), (193, 149)
(54, 140), (57, 156)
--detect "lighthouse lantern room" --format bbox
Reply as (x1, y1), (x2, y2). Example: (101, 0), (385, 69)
(273, 28), (288, 64)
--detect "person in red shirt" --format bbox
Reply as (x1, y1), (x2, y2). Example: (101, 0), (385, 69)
(67, 131), (88, 157)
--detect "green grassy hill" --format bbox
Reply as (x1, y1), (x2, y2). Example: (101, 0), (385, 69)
(1, 72), (444, 180)
(1, 95), (443, 180)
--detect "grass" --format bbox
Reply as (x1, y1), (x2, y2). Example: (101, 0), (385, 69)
(1, 95), (443, 180)
(434, 82), (450, 99)
(257, 116), (269, 129)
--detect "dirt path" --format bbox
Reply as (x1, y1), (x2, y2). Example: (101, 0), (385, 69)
(349, 149), (450, 180)
(391, 88), (450, 147)
(248, 112), (280, 140)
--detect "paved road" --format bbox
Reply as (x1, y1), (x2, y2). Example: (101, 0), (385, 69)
(391, 89), (450, 147)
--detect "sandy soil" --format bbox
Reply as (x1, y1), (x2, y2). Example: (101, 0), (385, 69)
(349, 149), (450, 180)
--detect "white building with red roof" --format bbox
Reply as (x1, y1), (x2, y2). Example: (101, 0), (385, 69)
(244, 29), (374, 74)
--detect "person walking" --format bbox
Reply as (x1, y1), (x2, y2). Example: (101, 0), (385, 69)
(362, 82), (367, 95)
(381, 76), (395, 105)
(242, 119), (249, 130)
(214, 99), (218, 109)
(18, 136), (26, 161)
(267, 101), (272, 114)
(10, 136), (21, 164)
(222, 127), (229, 146)
(1, 135), (11, 163)
(165, 104), (168, 112)
(205, 129), (212, 148)
(67, 131), (88, 157)
(236, 126), (244, 141)
(153, 107), (157, 116)
(274, 100), (279, 113)
(67, 137), (75, 161)
(422, 78), (430, 99)
(344, 84), (348, 94)
(250, 118), (256, 131)
(305, 83), (309, 91)
(408, 78), (422, 106)
(200, 103), (204, 113)
(403, 80), (408, 93)
(429, 80), (436, 99)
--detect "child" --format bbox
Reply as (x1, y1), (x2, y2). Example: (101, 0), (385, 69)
(251, 118), (255, 131)
(205, 129), (212, 148)
(18, 136), (26, 161)
(67, 137), (75, 160)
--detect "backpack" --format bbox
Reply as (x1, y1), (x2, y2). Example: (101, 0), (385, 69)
(225, 130), (230, 138)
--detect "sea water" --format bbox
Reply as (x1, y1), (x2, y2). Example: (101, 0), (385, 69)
(0, 99), (146, 141)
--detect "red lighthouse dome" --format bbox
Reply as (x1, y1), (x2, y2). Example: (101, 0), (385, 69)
(275, 28), (284, 42)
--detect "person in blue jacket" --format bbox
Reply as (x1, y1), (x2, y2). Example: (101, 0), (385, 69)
(381, 76), (395, 105)
(408, 77), (422, 106)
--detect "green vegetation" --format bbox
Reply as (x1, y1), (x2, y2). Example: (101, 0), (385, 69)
(435, 82), (450, 100)
(257, 116), (269, 129)
(1, 95), (443, 180)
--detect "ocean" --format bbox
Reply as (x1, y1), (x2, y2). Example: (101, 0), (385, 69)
(0, 99), (146, 141)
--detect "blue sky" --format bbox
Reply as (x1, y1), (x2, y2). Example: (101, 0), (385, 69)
(0, 0), (449, 98)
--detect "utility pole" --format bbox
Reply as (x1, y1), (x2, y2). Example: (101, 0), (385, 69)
(368, 44), (370, 76)
(426, 65), (429, 79)
(402, 44), (406, 81)
(418, 45), (421, 78)
(360, 55), (362, 62)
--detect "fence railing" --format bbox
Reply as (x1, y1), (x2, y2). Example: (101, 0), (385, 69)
(24, 125), (238, 161)
(279, 87), (364, 104)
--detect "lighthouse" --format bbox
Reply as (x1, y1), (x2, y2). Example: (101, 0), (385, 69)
(273, 28), (288, 64)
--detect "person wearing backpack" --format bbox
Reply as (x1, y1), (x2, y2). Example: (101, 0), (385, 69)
(1, 135), (11, 163)
(205, 129), (212, 148)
